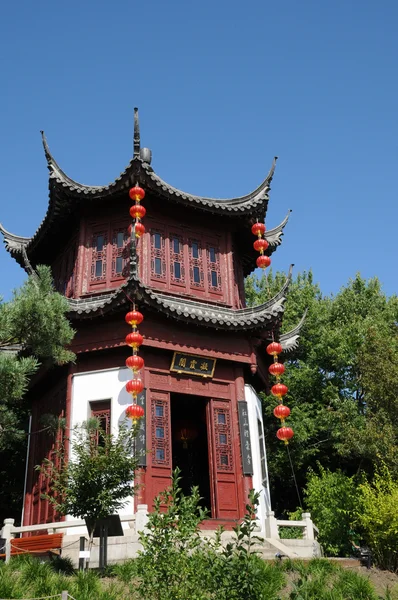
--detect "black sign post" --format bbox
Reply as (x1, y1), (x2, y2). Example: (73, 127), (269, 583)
(238, 401), (254, 476)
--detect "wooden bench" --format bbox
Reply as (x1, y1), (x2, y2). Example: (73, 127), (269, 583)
(0, 533), (63, 559)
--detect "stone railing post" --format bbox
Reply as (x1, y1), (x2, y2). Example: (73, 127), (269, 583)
(265, 511), (280, 539)
(135, 504), (149, 533)
(1, 518), (15, 564)
(302, 512), (315, 540)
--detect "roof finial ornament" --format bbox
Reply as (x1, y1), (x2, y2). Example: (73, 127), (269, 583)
(133, 107), (140, 158)
(40, 130), (52, 164)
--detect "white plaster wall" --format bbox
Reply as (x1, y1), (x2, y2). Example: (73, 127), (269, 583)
(245, 384), (272, 531)
(68, 367), (134, 532)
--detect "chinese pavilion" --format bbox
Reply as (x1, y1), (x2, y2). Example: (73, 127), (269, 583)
(0, 109), (304, 531)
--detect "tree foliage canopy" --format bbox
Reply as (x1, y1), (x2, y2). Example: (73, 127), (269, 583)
(0, 265), (75, 521)
(245, 270), (398, 513)
(39, 419), (140, 541)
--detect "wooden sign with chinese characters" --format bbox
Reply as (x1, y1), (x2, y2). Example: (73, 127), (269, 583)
(170, 352), (216, 378)
(136, 390), (146, 466)
(238, 401), (253, 476)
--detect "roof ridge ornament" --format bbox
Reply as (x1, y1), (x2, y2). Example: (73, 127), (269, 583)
(280, 308), (308, 353)
(133, 107), (140, 158)
(40, 130), (52, 164)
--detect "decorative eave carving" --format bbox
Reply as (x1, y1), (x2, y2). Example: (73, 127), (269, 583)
(279, 308), (308, 352)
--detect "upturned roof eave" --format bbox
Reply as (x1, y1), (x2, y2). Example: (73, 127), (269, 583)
(41, 128), (278, 211)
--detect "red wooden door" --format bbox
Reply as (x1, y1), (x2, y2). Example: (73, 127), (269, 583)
(207, 399), (239, 520)
(145, 390), (172, 510)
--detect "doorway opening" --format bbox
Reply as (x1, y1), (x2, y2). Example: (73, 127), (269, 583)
(170, 393), (211, 512)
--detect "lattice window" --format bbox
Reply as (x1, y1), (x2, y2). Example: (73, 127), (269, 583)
(189, 239), (204, 288)
(214, 407), (233, 472)
(150, 230), (166, 280)
(206, 244), (221, 292)
(169, 234), (185, 284)
(111, 228), (128, 278)
(90, 232), (108, 281)
(91, 401), (111, 446)
(151, 399), (170, 465)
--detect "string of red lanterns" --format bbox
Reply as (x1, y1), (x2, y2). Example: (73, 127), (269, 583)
(251, 222), (294, 444)
(125, 185), (146, 424)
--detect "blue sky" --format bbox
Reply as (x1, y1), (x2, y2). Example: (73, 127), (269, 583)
(0, 0), (397, 300)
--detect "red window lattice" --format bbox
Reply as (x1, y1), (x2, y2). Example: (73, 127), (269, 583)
(91, 401), (111, 446)
(150, 230), (166, 281)
(112, 229), (128, 278)
(206, 244), (221, 292)
(214, 407), (233, 472)
(189, 239), (204, 289)
(151, 399), (170, 465)
(169, 234), (185, 284)
(90, 232), (108, 282)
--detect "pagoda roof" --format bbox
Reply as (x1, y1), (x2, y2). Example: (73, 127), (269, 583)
(41, 132), (278, 214)
(37, 107), (277, 216)
(67, 236), (293, 332)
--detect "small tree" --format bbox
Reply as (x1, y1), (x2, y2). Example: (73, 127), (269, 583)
(0, 265), (75, 522)
(355, 465), (398, 572)
(39, 418), (140, 550)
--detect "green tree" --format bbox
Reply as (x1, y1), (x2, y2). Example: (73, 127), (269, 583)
(245, 270), (398, 515)
(355, 465), (398, 572)
(39, 418), (140, 552)
(304, 467), (358, 556)
(0, 265), (75, 522)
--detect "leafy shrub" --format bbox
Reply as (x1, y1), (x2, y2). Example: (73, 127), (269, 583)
(134, 468), (285, 599)
(303, 466), (358, 556)
(355, 466), (398, 572)
(50, 554), (76, 575)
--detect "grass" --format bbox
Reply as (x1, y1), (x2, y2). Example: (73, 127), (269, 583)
(0, 556), (395, 599)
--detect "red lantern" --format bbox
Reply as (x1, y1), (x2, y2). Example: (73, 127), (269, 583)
(129, 186), (145, 202)
(125, 310), (144, 327)
(174, 424), (198, 448)
(276, 426), (294, 442)
(253, 239), (269, 253)
(130, 204), (146, 220)
(134, 222), (145, 238)
(127, 224), (133, 236)
(256, 255), (271, 269)
(271, 383), (288, 398)
(269, 362), (285, 377)
(273, 404), (291, 419)
(126, 378), (144, 397)
(251, 222), (266, 238)
(125, 331), (143, 348)
(126, 355), (144, 372)
(126, 404), (145, 422)
(266, 342), (283, 356)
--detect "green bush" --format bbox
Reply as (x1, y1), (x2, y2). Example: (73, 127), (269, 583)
(0, 553), (391, 599)
(355, 466), (398, 572)
(134, 468), (285, 599)
(303, 466), (358, 556)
